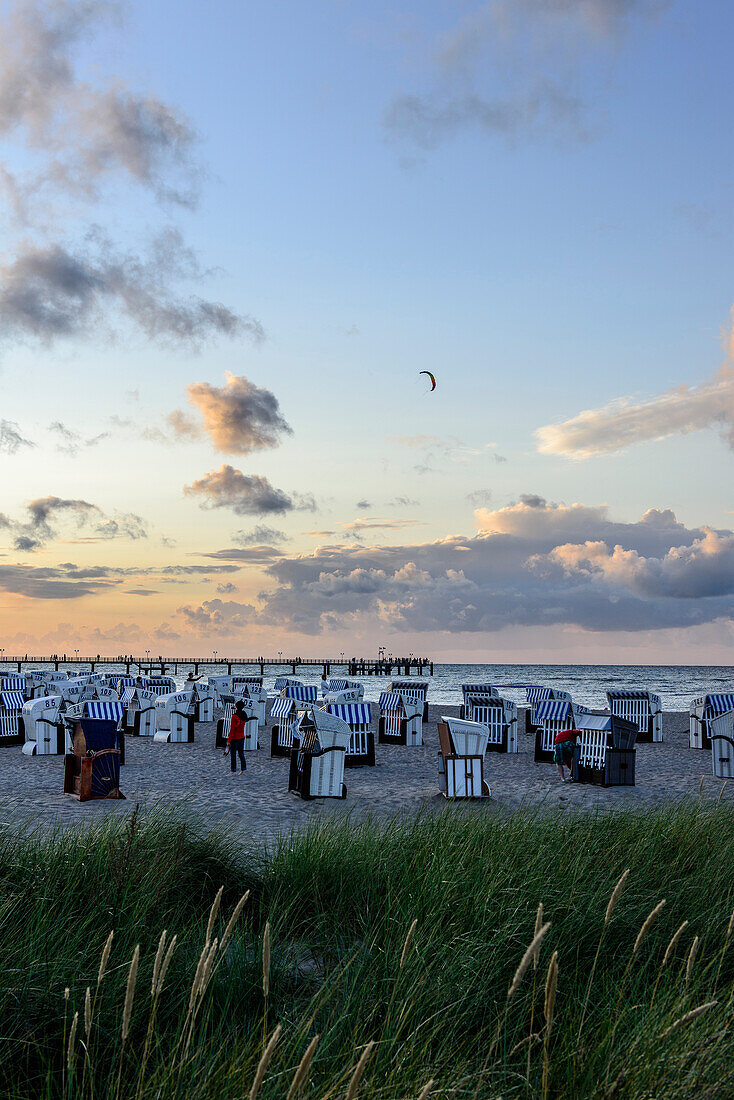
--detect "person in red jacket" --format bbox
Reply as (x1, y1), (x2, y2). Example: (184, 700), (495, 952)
(225, 700), (247, 774)
(553, 728), (578, 782)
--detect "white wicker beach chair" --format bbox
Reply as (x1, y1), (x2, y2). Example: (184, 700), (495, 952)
(389, 680), (429, 720)
(463, 694), (518, 753)
(324, 701), (375, 766)
(193, 681), (215, 723)
(378, 691), (423, 746)
(0, 688), (26, 745)
(153, 691), (195, 743)
(689, 692), (734, 750)
(709, 710), (734, 779)
(270, 696), (299, 756)
(121, 686), (157, 736)
(572, 713), (637, 787)
(289, 709), (350, 800)
(437, 717), (490, 799)
(216, 695), (259, 749)
(533, 699), (588, 762)
(606, 689), (662, 743)
(460, 683), (497, 719)
(21, 695), (66, 755)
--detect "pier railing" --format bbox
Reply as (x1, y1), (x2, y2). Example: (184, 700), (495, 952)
(0, 655), (434, 676)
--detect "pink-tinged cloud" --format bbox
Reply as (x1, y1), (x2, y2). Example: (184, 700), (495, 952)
(535, 364), (734, 458)
(177, 372), (292, 454)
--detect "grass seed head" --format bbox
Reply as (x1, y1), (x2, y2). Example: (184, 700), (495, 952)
(155, 934), (177, 998)
(400, 919), (418, 969)
(249, 1024), (282, 1100)
(685, 935), (700, 984)
(533, 903), (544, 970)
(152, 929), (167, 996)
(97, 930), (114, 988)
(508, 922), (551, 1001)
(122, 945), (139, 1042)
(660, 1001), (718, 1038)
(605, 869), (630, 925)
(544, 951), (558, 1034)
(205, 886), (224, 946)
(416, 1079), (435, 1100)
(220, 889), (250, 953)
(663, 922), (689, 966)
(84, 986), (92, 1040)
(633, 900), (666, 956)
(67, 1011), (78, 1071)
(286, 1034), (319, 1100)
(346, 1040), (375, 1100)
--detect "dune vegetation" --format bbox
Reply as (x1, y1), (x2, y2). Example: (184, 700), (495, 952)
(0, 801), (732, 1098)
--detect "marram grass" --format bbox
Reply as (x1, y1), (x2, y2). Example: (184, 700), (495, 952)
(0, 802), (731, 1098)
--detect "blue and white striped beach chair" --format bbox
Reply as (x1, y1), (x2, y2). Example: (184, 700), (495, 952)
(0, 689), (26, 744)
(463, 694), (518, 753)
(270, 696), (299, 757)
(324, 701), (375, 766)
(378, 692), (423, 746)
(689, 692), (734, 750)
(709, 710), (734, 778)
(533, 699), (587, 763)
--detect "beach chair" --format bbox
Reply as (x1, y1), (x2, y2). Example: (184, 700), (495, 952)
(234, 682), (267, 724)
(606, 689), (662, 743)
(572, 713), (637, 787)
(193, 681), (215, 722)
(463, 694), (518, 753)
(270, 696), (299, 757)
(274, 676), (301, 692)
(232, 674), (264, 694)
(153, 691), (195, 743)
(284, 683), (319, 704)
(389, 680), (429, 720)
(21, 695), (66, 755)
(689, 692), (734, 750)
(216, 694), (259, 749)
(323, 687), (362, 705)
(288, 709), (349, 800)
(63, 716), (124, 802)
(709, 710), (734, 779)
(147, 676), (177, 697)
(525, 686), (572, 733)
(324, 701), (375, 766)
(1, 675), (28, 695)
(378, 692), (423, 746)
(533, 699), (588, 762)
(460, 683), (497, 719)
(0, 689), (26, 745)
(208, 675), (232, 706)
(121, 686), (157, 736)
(437, 717), (490, 799)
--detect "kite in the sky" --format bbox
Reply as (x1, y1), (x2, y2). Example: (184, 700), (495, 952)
(420, 371), (436, 391)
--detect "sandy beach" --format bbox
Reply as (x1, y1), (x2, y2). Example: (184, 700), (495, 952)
(0, 704), (729, 841)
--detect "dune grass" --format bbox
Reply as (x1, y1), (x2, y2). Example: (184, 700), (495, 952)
(0, 801), (731, 1098)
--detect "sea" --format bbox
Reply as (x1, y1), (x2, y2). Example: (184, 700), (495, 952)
(4, 662), (733, 712)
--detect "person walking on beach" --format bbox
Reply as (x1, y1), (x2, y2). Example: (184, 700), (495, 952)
(224, 700), (247, 775)
(554, 728), (578, 782)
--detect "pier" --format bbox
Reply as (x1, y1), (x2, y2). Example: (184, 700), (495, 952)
(0, 655), (434, 677)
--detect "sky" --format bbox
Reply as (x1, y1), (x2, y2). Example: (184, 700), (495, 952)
(0, 0), (733, 662)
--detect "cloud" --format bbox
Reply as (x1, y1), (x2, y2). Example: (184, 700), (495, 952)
(49, 420), (109, 455)
(387, 496), (420, 507)
(391, 434), (505, 472)
(0, 0), (201, 209)
(251, 497), (734, 635)
(467, 489), (492, 506)
(172, 372), (291, 454)
(340, 517), (423, 532)
(535, 363), (734, 457)
(200, 546), (285, 564)
(0, 419), (36, 453)
(383, 0), (665, 153)
(216, 581), (238, 594)
(177, 597), (256, 634)
(183, 466), (295, 516)
(124, 587), (157, 596)
(0, 561), (122, 599)
(356, 499), (371, 509)
(233, 525), (288, 546)
(0, 230), (262, 350)
(7, 494), (148, 550)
